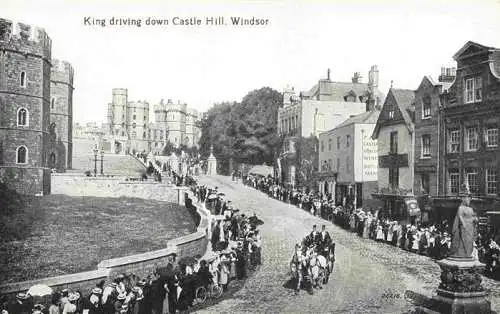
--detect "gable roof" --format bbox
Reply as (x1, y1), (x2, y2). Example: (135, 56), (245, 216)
(371, 88), (415, 139)
(418, 75), (453, 94)
(453, 41), (494, 61)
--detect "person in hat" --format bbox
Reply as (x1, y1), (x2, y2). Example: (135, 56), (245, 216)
(82, 287), (102, 314)
(8, 293), (31, 314)
(62, 293), (78, 314)
(59, 289), (69, 313)
(113, 293), (126, 314)
(48, 292), (61, 314)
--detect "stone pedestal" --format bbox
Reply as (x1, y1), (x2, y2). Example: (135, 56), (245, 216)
(427, 258), (491, 314)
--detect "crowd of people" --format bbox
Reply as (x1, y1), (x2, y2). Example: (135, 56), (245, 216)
(240, 174), (472, 262)
(191, 183), (264, 277)
(0, 177), (264, 314)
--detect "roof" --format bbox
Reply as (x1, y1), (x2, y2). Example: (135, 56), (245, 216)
(301, 80), (384, 103)
(371, 88), (415, 139)
(453, 41), (494, 60)
(330, 110), (380, 131)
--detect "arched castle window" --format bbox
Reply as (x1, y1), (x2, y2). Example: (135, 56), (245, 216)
(17, 108), (29, 126)
(143, 132), (146, 139)
(16, 146), (28, 164)
(51, 97), (56, 109)
(20, 71), (26, 87)
(132, 122), (136, 129)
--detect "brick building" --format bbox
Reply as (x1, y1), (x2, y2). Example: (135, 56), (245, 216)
(371, 88), (417, 223)
(0, 19), (53, 195)
(434, 41), (500, 220)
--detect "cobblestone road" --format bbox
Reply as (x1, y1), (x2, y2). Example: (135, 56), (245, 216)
(195, 176), (500, 313)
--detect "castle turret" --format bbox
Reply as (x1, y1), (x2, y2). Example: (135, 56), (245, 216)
(0, 18), (53, 195)
(110, 88), (128, 137)
(50, 59), (74, 171)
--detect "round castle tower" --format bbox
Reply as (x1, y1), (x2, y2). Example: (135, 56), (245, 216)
(165, 99), (187, 147)
(0, 18), (53, 195)
(127, 100), (149, 153)
(50, 59), (74, 171)
(110, 88), (128, 137)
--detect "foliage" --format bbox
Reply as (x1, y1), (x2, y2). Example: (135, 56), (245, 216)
(162, 142), (200, 158)
(199, 87), (282, 173)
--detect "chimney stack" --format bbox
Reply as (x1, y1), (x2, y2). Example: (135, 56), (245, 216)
(439, 66), (456, 83)
(368, 65), (379, 91)
(327, 68), (331, 81)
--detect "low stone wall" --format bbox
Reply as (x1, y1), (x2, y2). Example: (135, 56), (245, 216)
(0, 186), (210, 299)
(51, 175), (177, 201)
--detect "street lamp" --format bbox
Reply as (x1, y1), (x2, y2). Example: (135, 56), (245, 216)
(100, 147), (104, 175)
(93, 146), (98, 177)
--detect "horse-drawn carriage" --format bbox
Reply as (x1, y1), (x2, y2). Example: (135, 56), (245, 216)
(289, 238), (335, 294)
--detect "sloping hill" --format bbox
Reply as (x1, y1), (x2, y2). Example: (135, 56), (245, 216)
(72, 139), (146, 176)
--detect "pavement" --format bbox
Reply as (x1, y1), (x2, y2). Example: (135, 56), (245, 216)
(193, 175), (500, 314)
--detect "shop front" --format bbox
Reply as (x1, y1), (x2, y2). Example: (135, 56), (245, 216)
(371, 191), (421, 224)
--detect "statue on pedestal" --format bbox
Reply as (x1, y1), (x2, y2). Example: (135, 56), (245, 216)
(425, 183), (491, 314)
(449, 183), (477, 260)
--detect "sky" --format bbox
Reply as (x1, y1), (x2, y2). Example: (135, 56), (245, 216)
(3, 0), (500, 123)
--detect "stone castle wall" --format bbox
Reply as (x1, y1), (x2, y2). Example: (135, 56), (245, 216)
(0, 18), (52, 195)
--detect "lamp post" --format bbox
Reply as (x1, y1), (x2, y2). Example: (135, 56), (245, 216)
(93, 146), (98, 177)
(100, 147), (104, 175)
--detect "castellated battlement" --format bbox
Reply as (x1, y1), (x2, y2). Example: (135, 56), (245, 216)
(51, 59), (74, 86)
(165, 101), (187, 113)
(0, 18), (52, 59)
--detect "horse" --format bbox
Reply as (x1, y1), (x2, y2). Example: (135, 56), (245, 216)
(290, 245), (306, 294)
(322, 242), (336, 284)
(307, 249), (328, 291)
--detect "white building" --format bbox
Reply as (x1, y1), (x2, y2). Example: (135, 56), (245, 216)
(318, 110), (380, 208)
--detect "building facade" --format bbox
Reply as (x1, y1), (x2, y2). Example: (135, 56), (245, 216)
(412, 71), (454, 222)
(435, 41), (500, 218)
(318, 110), (380, 208)
(49, 59), (74, 171)
(277, 66), (384, 188)
(372, 88), (417, 222)
(106, 89), (201, 155)
(0, 19), (53, 194)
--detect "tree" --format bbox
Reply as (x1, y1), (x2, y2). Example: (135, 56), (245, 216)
(198, 87), (282, 174)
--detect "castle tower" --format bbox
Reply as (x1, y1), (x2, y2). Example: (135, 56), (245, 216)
(49, 59), (74, 171)
(165, 99), (187, 147)
(0, 18), (53, 195)
(186, 108), (200, 148)
(127, 100), (150, 154)
(110, 88), (128, 137)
